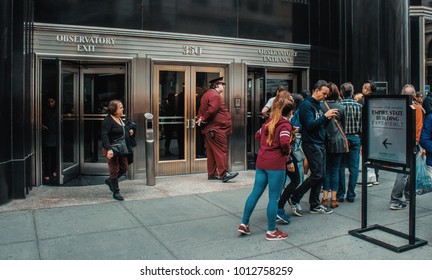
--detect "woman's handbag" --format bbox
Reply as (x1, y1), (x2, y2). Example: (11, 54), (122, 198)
(111, 124), (130, 156)
(111, 137), (129, 156)
(324, 101), (349, 153)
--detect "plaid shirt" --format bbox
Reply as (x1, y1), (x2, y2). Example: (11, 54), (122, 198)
(340, 98), (362, 134)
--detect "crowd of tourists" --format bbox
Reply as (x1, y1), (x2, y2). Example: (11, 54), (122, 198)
(238, 80), (432, 240)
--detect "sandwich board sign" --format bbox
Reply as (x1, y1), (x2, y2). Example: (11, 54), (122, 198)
(364, 95), (414, 167)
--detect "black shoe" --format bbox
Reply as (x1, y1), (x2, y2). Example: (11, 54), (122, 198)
(337, 198), (344, 202)
(346, 197), (354, 203)
(113, 192), (124, 201)
(222, 172), (239, 183)
(208, 176), (221, 180)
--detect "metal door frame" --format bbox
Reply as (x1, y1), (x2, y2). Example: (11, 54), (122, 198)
(58, 61), (80, 184)
(153, 65), (225, 176)
(37, 57), (131, 185)
(246, 68), (301, 169)
(79, 66), (127, 175)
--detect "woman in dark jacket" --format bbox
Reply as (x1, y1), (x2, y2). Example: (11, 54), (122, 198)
(101, 100), (135, 201)
(321, 83), (346, 208)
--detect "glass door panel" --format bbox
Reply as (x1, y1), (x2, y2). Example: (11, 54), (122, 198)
(246, 70), (298, 169)
(191, 67), (225, 173)
(81, 67), (126, 174)
(154, 65), (189, 175)
(246, 69), (265, 169)
(59, 62), (80, 184)
(158, 70), (186, 161)
(154, 65), (225, 175)
(267, 73), (297, 94)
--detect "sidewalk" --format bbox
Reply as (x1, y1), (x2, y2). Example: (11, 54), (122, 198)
(1, 170), (432, 260)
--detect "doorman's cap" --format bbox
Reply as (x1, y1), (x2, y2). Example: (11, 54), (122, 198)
(209, 77), (225, 85)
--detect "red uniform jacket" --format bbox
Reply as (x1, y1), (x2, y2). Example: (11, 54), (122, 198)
(197, 89), (232, 135)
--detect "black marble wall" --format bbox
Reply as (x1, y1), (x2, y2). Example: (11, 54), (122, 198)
(309, 0), (342, 88)
(0, 0), (33, 205)
(309, 0), (409, 94)
(34, 0), (310, 44)
(349, 0), (409, 94)
(0, 0), (12, 205)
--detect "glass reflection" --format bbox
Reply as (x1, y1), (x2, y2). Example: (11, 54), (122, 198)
(159, 71), (185, 160)
(83, 73), (125, 163)
(62, 72), (77, 168)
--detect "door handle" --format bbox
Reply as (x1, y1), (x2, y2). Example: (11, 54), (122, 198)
(186, 119), (190, 128)
(190, 119), (195, 129)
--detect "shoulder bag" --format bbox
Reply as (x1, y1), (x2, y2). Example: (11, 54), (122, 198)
(324, 101), (349, 153)
(111, 120), (130, 156)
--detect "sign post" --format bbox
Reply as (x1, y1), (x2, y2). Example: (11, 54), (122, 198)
(349, 95), (428, 252)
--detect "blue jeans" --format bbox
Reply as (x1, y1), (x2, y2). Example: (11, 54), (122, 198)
(338, 135), (361, 199)
(323, 152), (343, 191)
(241, 168), (286, 231)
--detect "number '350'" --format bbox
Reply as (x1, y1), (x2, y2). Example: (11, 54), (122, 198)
(183, 46), (202, 56)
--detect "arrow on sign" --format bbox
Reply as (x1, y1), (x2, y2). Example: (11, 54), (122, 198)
(383, 138), (392, 149)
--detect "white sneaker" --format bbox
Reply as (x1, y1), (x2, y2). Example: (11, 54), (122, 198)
(389, 202), (407, 210)
(288, 198), (303, 217)
(310, 205), (334, 214)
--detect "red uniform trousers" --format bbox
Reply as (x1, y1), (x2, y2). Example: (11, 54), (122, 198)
(204, 131), (229, 178)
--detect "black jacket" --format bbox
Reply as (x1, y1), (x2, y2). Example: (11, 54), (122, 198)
(423, 95), (432, 115)
(298, 96), (330, 145)
(101, 116), (137, 152)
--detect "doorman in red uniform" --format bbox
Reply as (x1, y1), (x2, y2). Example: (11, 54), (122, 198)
(196, 77), (239, 183)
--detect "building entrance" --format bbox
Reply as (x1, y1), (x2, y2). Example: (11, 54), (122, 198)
(40, 60), (127, 185)
(153, 65), (225, 176)
(246, 68), (302, 169)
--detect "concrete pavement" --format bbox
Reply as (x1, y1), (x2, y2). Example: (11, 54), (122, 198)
(1, 170), (432, 260)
